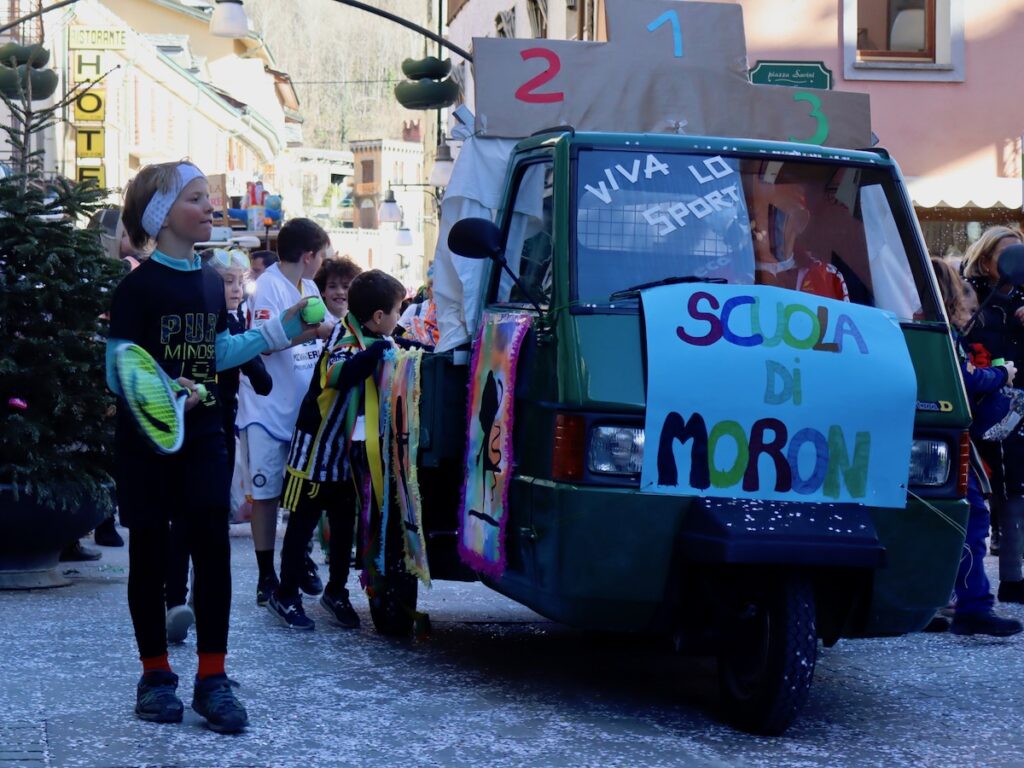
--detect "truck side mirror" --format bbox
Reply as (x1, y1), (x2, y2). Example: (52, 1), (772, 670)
(448, 216), (546, 317)
(998, 243), (1024, 287)
(448, 218), (502, 261)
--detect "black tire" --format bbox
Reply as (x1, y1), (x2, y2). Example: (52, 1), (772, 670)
(368, 565), (418, 636)
(717, 574), (817, 736)
(367, 506), (419, 637)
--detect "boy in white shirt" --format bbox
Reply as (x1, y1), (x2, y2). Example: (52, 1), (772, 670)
(236, 218), (332, 605)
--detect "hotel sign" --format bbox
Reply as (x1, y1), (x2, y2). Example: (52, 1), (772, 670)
(67, 26), (122, 186)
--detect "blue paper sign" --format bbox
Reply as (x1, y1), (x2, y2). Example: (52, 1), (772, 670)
(640, 283), (917, 508)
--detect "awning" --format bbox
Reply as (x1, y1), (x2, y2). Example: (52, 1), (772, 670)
(905, 175), (1022, 210)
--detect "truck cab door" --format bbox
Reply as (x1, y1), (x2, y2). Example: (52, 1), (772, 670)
(481, 153), (558, 580)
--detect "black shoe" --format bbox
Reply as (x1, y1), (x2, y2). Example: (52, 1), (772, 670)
(998, 579), (1024, 604)
(300, 555), (324, 596)
(60, 540), (102, 562)
(923, 615), (950, 633)
(135, 670), (184, 723)
(255, 574), (278, 607)
(951, 610), (1024, 637)
(94, 517), (124, 547)
(320, 587), (360, 629)
(267, 591), (315, 630)
(192, 674), (248, 734)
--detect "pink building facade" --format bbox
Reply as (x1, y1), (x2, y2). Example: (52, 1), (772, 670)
(740, 0), (1024, 256)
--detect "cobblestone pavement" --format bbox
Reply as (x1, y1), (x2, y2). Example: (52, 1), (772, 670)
(2, 525), (1023, 768)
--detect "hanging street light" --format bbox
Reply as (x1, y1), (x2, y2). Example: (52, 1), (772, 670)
(210, 0), (249, 38)
(395, 227), (414, 248)
(428, 140), (454, 188)
(378, 188), (402, 224)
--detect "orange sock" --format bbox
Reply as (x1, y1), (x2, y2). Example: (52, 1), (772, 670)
(197, 652), (226, 680)
(141, 654), (172, 674)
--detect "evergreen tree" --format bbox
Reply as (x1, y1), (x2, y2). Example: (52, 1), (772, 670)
(0, 70), (123, 510)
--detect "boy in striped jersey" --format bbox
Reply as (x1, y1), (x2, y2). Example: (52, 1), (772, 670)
(268, 269), (407, 630)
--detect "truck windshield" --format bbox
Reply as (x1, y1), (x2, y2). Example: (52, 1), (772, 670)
(574, 149), (929, 320)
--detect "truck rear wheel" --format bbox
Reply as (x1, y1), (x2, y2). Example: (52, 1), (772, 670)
(717, 574), (817, 736)
(368, 563), (418, 637)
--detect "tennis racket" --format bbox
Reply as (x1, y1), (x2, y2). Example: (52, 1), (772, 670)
(114, 343), (206, 454)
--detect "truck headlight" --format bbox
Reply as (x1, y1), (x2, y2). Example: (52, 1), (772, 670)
(588, 426), (644, 475)
(908, 439), (950, 486)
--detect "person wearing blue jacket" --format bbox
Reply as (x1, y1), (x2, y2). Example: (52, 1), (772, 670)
(933, 258), (1022, 636)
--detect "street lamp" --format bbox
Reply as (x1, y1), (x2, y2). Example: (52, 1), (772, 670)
(428, 140), (454, 188)
(215, 0), (472, 61)
(378, 188), (402, 224)
(210, 0), (249, 38)
(395, 227), (414, 248)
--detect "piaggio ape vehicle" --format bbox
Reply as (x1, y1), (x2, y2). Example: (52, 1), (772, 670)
(364, 129), (973, 736)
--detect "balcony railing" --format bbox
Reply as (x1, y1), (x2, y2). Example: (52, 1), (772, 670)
(1, 0), (44, 44)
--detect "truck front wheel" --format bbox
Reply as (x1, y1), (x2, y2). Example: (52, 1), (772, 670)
(716, 574), (817, 736)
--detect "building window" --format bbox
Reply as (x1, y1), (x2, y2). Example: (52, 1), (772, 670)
(527, 0), (548, 38)
(495, 8), (515, 38)
(843, 0), (963, 82)
(856, 0), (935, 61)
(361, 159), (374, 184)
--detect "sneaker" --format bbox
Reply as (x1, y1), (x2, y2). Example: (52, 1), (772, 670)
(998, 579), (1024, 604)
(166, 604), (195, 644)
(255, 574), (278, 607)
(192, 674), (248, 734)
(94, 517), (124, 547)
(267, 591), (315, 630)
(320, 587), (360, 629)
(923, 614), (950, 633)
(300, 555), (324, 596)
(135, 670), (184, 723)
(951, 610), (1024, 637)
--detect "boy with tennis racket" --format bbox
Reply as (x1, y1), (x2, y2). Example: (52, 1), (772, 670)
(106, 160), (315, 733)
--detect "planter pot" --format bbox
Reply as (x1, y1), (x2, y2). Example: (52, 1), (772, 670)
(0, 484), (110, 589)
(394, 78), (459, 110)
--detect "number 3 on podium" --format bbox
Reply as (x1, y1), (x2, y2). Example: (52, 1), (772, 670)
(789, 92), (830, 145)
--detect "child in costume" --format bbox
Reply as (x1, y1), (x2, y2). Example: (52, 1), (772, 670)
(268, 269), (407, 630)
(107, 160), (314, 731)
(209, 248), (273, 467)
(930, 257), (1022, 637)
(235, 218), (331, 605)
(315, 254), (362, 324)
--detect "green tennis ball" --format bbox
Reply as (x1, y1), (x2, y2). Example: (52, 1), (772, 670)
(301, 297), (326, 324)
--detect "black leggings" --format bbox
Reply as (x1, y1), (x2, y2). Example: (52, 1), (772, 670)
(279, 474), (357, 599)
(128, 508), (231, 657)
(116, 431), (232, 659)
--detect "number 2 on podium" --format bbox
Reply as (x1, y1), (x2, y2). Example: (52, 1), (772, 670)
(514, 48), (565, 104)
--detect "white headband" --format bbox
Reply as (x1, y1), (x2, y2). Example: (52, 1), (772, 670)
(141, 163), (205, 238)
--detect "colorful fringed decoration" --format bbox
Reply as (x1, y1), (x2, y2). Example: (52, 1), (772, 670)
(458, 312), (532, 577)
(373, 347), (398, 574)
(357, 461), (373, 590)
(387, 348), (431, 585)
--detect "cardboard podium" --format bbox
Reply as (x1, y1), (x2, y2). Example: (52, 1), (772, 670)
(473, 0), (870, 149)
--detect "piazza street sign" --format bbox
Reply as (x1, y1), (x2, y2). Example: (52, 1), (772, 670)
(749, 60), (833, 90)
